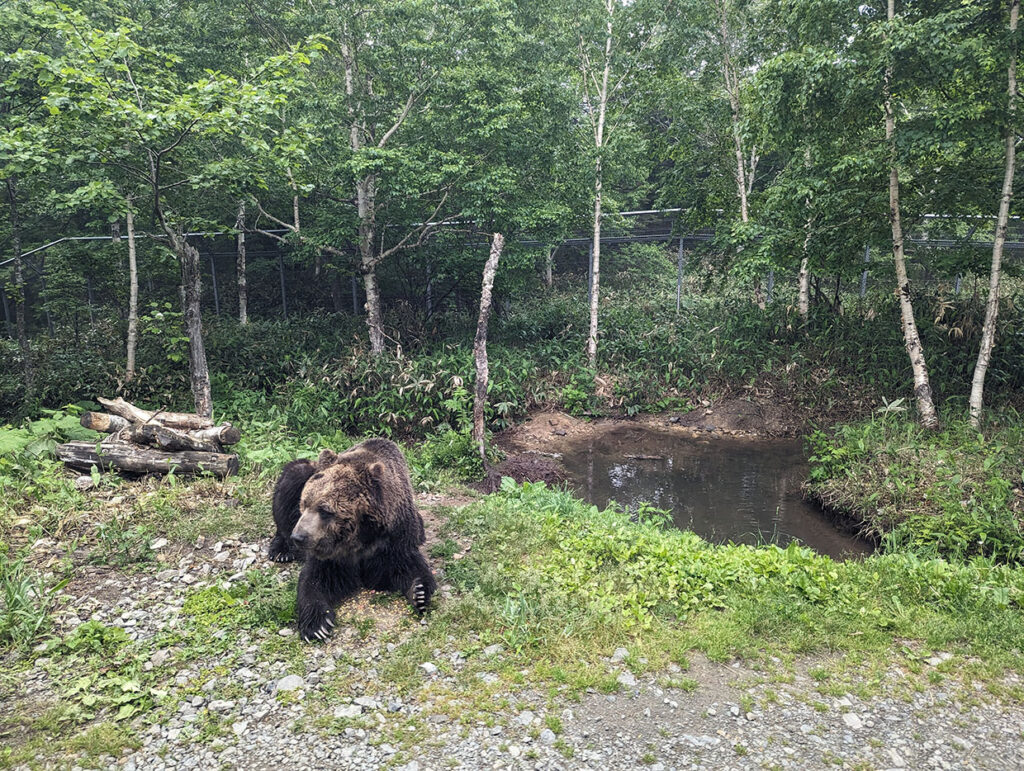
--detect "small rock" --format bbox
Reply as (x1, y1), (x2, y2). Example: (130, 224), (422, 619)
(354, 696), (378, 709)
(730, 706), (740, 717)
(276, 675), (304, 692)
(707, 708), (717, 716)
(150, 538), (169, 551)
(419, 662), (438, 676)
(74, 475), (95, 491)
(334, 704), (363, 720)
(745, 712), (755, 721)
(517, 710), (536, 727)
(232, 721), (248, 736)
(539, 729), (556, 745)
(617, 672), (637, 688)
(610, 647), (629, 664)
(481, 643), (504, 659)
(278, 628), (294, 637)
(208, 700), (234, 713)
(842, 713), (864, 730)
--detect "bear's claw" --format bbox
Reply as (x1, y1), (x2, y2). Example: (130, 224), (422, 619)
(299, 610), (335, 642)
(268, 535), (299, 564)
(411, 579), (429, 614)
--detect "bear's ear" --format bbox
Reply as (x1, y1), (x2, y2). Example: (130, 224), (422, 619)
(317, 449), (339, 469)
(362, 461), (386, 488)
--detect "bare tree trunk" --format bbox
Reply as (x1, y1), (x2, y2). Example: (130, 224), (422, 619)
(5, 177), (32, 402)
(586, 2), (613, 370)
(125, 203), (139, 380)
(884, 0), (938, 430)
(473, 233), (505, 463)
(357, 174), (386, 355)
(236, 201), (248, 324)
(797, 258), (810, 319)
(588, 158), (603, 369)
(544, 246), (554, 288)
(173, 231), (213, 418)
(970, 0), (1019, 429)
(39, 254), (54, 336)
(362, 267), (386, 354)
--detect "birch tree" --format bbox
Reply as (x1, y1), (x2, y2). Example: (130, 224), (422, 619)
(251, 0), (470, 356)
(472, 233), (505, 463)
(883, 0), (939, 430)
(970, 0), (1020, 429)
(31, 8), (305, 415)
(575, 0), (666, 368)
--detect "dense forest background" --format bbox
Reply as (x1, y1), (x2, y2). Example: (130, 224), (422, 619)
(2, 0), (1022, 435)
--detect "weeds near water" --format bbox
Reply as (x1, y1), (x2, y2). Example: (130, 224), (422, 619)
(806, 414), (1024, 562)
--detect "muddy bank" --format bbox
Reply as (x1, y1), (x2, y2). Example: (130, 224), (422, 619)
(499, 395), (809, 459)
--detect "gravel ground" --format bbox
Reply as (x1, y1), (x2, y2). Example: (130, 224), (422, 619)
(6, 529), (1024, 771)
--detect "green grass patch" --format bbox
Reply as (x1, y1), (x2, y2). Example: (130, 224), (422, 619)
(402, 480), (1024, 688)
(806, 414), (1024, 562)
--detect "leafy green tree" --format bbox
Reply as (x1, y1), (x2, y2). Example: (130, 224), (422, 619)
(25, 4), (307, 415)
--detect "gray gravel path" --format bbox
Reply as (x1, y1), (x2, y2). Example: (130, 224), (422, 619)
(8, 536), (1024, 771)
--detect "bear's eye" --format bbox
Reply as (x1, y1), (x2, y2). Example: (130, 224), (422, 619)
(317, 505), (333, 520)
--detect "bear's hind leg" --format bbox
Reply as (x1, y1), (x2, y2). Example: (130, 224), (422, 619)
(269, 459), (316, 563)
(296, 558), (359, 642)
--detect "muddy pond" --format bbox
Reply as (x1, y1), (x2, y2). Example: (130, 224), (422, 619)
(555, 425), (871, 560)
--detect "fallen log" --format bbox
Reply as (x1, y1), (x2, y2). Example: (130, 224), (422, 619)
(80, 411), (240, 446)
(80, 412), (131, 433)
(129, 424), (222, 454)
(55, 441), (238, 478)
(96, 397), (214, 431)
(190, 423), (241, 446)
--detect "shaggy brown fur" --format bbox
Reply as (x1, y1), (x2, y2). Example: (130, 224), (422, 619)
(268, 439), (435, 641)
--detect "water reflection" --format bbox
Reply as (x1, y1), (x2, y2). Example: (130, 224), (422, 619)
(557, 426), (871, 560)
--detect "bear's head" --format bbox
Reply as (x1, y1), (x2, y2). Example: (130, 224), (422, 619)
(290, 458), (386, 560)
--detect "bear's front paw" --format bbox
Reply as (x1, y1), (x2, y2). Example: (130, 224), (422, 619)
(268, 534), (299, 563)
(408, 578), (431, 614)
(298, 607), (336, 643)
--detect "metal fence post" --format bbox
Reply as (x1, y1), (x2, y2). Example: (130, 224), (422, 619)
(278, 253), (287, 317)
(676, 237), (685, 312)
(209, 256), (220, 316)
(859, 245), (870, 298)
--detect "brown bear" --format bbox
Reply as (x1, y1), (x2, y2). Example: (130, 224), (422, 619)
(267, 438), (436, 641)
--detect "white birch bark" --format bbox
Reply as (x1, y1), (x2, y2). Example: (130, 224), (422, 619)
(236, 201), (248, 325)
(717, 0), (764, 307)
(884, 0), (938, 430)
(473, 233), (506, 463)
(970, 0), (1019, 428)
(125, 203), (139, 380)
(586, 0), (614, 370)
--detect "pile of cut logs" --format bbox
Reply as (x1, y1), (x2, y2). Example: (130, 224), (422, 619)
(55, 397), (240, 478)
